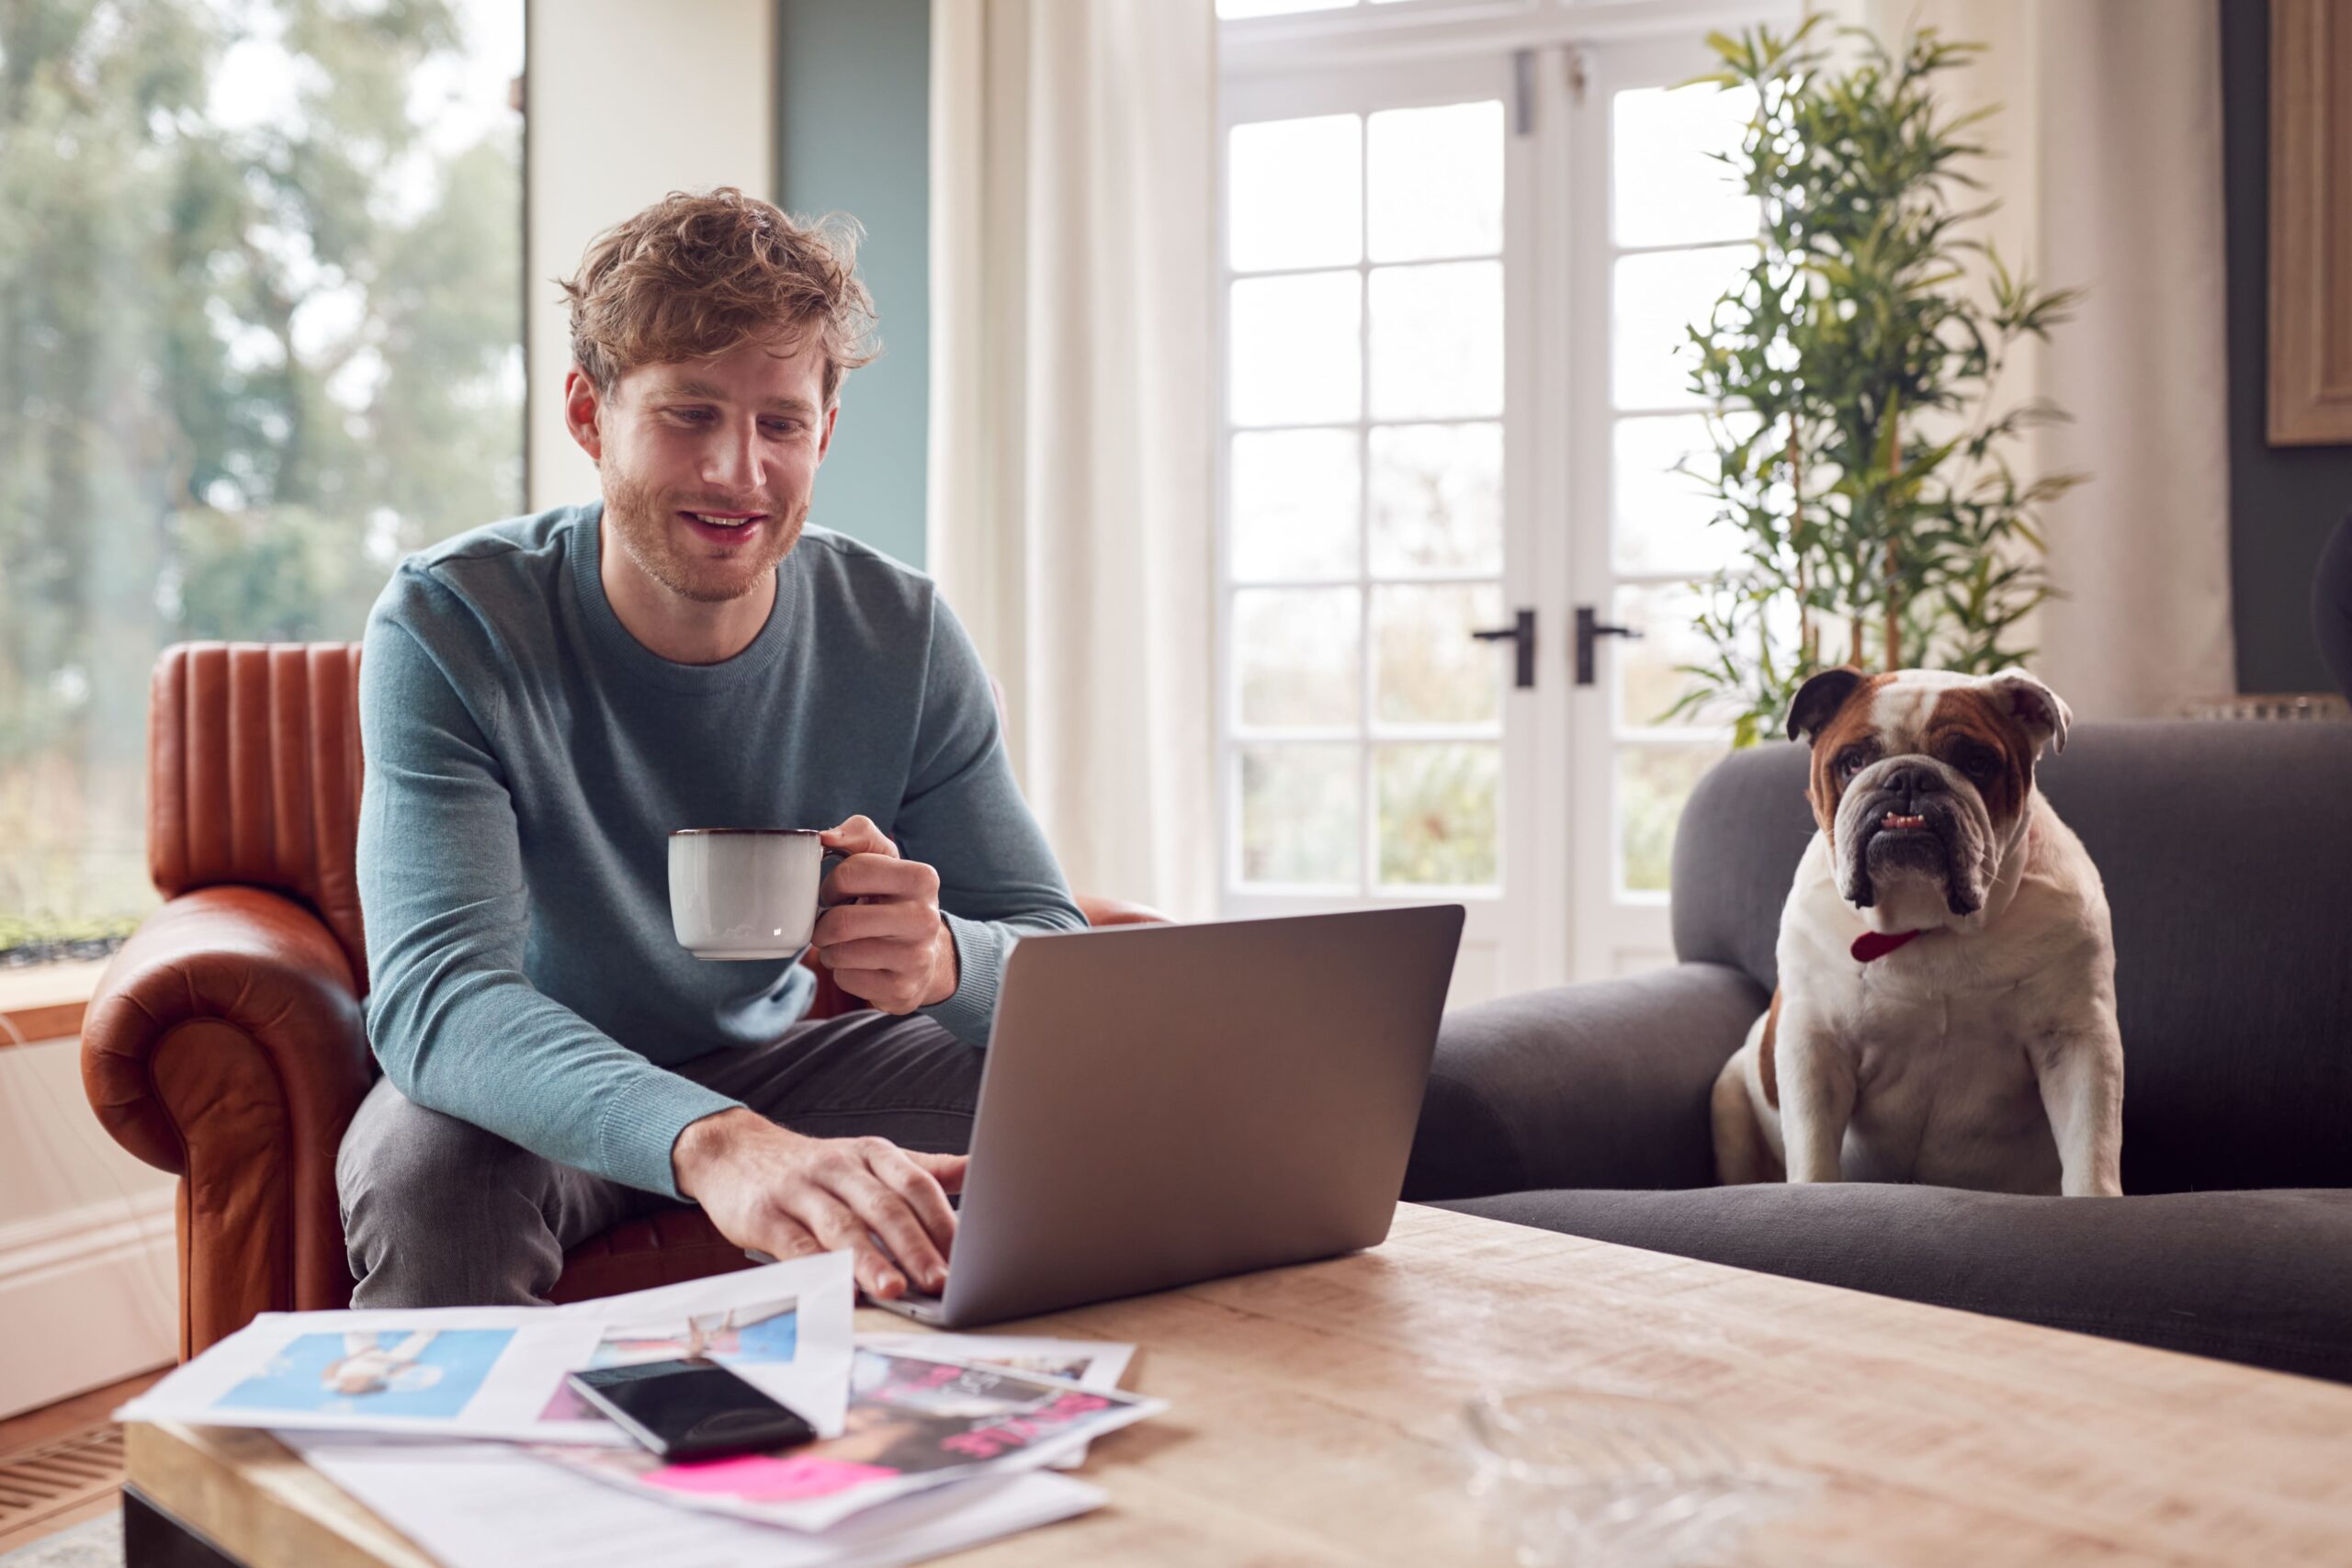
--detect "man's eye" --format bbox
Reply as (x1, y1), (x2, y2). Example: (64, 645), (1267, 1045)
(673, 408), (715, 423)
(761, 419), (802, 437)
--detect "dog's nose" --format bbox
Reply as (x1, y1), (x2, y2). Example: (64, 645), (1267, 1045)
(1879, 761), (1942, 799)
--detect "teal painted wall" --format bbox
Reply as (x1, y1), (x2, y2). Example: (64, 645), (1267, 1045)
(776, 0), (930, 569)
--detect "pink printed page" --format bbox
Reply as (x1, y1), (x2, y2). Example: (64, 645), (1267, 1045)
(644, 1454), (893, 1501)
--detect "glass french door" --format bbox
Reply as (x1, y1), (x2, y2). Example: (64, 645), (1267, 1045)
(1561, 36), (1762, 977)
(1216, 19), (1779, 997)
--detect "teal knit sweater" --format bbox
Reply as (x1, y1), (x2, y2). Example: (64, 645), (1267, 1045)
(355, 502), (1083, 1198)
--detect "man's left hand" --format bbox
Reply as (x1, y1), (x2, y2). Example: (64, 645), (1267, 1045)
(813, 816), (958, 1013)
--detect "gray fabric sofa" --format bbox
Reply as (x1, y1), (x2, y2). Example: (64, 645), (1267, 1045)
(1405, 721), (2352, 1384)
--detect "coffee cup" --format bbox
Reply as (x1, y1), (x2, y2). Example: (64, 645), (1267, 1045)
(668, 829), (826, 959)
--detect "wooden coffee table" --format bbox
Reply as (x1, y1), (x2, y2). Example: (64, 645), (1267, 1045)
(122, 1202), (2352, 1566)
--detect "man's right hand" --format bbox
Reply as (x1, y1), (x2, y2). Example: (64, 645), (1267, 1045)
(672, 1108), (965, 1301)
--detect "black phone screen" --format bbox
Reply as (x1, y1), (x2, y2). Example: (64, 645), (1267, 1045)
(567, 1358), (816, 1460)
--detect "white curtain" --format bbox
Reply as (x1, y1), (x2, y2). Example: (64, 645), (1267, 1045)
(1841, 0), (2237, 716)
(927, 0), (1219, 919)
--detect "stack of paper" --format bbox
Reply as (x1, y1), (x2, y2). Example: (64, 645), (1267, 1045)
(119, 1253), (1161, 1566)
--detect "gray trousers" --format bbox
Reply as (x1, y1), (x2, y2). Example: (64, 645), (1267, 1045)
(336, 1010), (985, 1308)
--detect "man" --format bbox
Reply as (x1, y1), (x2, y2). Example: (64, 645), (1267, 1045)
(338, 187), (1085, 1309)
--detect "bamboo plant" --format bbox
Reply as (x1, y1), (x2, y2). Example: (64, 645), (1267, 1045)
(1668, 16), (2086, 745)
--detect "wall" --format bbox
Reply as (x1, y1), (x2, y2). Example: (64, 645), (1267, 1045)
(0, 1035), (175, 1418)
(775, 0), (932, 569)
(524, 0), (778, 512)
(2220, 0), (2352, 694)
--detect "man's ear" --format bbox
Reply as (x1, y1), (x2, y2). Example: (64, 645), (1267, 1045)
(1984, 668), (2073, 756)
(1785, 667), (1869, 743)
(817, 401), (838, 464)
(563, 367), (605, 462)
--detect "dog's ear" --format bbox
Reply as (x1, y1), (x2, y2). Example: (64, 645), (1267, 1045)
(1785, 667), (1868, 744)
(1984, 668), (2073, 756)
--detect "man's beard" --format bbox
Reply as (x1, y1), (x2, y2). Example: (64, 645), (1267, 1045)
(601, 463), (806, 604)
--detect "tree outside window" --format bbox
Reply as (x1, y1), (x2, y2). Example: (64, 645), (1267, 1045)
(0, 0), (523, 962)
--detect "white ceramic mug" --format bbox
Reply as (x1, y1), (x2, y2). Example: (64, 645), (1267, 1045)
(668, 829), (826, 959)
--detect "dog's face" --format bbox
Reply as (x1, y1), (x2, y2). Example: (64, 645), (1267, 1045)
(1787, 668), (2072, 922)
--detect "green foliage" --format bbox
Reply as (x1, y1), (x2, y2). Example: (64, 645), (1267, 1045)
(0, 0), (522, 926)
(1668, 15), (2085, 746)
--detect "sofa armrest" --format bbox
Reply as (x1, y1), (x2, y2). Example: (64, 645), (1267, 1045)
(1074, 894), (1170, 929)
(81, 886), (373, 1355)
(1402, 962), (1768, 1201)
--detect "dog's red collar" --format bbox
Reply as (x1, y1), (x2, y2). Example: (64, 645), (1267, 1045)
(1851, 929), (1927, 964)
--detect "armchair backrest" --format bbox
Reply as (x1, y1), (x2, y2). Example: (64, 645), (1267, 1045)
(1669, 720), (2352, 1194)
(150, 642), (370, 987)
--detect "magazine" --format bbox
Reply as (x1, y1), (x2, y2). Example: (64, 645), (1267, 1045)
(854, 1335), (1136, 1468)
(537, 1348), (1165, 1531)
(281, 1429), (1106, 1568)
(117, 1252), (857, 1442)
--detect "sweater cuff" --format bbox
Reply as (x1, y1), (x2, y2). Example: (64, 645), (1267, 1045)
(600, 1070), (745, 1200)
(920, 912), (1007, 1045)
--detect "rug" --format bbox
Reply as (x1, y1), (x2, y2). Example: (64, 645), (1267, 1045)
(0, 1517), (120, 1568)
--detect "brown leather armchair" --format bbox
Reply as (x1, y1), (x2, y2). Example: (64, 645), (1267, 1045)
(80, 642), (1167, 1359)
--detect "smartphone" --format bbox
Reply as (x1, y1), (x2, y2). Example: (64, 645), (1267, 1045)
(565, 1358), (816, 1461)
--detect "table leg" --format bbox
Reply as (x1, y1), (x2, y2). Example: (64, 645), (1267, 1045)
(122, 1486), (244, 1568)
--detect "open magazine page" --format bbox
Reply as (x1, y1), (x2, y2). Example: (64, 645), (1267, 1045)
(536, 1348), (1165, 1533)
(528, 1258), (857, 1439)
(855, 1336), (1136, 1468)
(118, 1252), (856, 1441)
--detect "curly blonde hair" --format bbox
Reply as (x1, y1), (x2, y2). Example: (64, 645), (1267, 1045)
(560, 186), (879, 408)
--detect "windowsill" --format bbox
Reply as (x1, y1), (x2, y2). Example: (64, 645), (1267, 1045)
(0, 960), (109, 1048)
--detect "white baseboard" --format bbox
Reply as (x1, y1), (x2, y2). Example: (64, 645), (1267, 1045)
(0, 1187), (178, 1420)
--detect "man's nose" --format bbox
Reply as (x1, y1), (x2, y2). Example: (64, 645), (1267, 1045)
(702, 420), (766, 491)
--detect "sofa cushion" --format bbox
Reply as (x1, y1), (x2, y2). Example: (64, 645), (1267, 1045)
(1439, 1185), (2352, 1385)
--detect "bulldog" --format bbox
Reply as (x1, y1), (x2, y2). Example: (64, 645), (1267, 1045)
(1710, 668), (2124, 1197)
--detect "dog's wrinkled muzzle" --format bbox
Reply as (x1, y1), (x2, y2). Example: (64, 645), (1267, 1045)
(1836, 762), (1991, 917)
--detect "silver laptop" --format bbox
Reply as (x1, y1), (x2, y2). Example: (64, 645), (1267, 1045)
(872, 905), (1464, 1328)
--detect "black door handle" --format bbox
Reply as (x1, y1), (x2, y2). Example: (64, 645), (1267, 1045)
(1575, 604), (1642, 685)
(1470, 609), (1536, 689)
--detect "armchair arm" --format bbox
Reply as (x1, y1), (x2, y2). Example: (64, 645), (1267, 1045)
(1075, 893), (1171, 928)
(81, 886), (373, 1355)
(1402, 962), (1768, 1201)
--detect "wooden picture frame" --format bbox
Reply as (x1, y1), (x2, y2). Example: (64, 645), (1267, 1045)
(2270, 0), (2352, 446)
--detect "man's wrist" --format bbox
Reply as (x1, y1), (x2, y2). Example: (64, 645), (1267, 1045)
(923, 913), (961, 1008)
(672, 1106), (771, 1200)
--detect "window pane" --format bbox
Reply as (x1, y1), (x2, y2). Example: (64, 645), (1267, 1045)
(1369, 422), (1502, 574)
(1240, 744), (1361, 886)
(1611, 245), (1748, 411)
(0, 0), (523, 953)
(1611, 84), (1762, 248)
(1220, 0), (1353, 17)
(1373, 584), (1504, 726)
(1618, 743), (1725, 894)
(1376, 743), (1498, 887)
(1230, 271), (1362, 425)
(1612, 414), (1745, 576)
(1228, 115), (1362, 272)
(1367, 100), (1503, 263)
(1235, 587), (1361, 728)
(1369, 261), (1502, 420)
(1614, 582), (1746, 730)
(1232, 430), (1360, 581)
